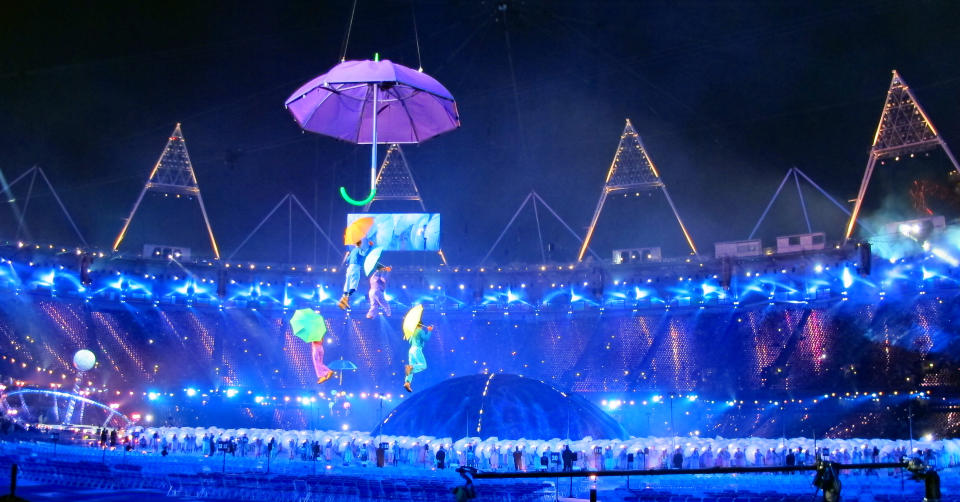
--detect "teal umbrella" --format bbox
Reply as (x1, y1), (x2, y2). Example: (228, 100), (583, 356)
(290, 309), (327, 343)
(364, 246), (385, 276)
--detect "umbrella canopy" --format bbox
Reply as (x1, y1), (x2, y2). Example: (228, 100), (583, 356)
(327, 359), (358, 371)
(285, 59), (459, 144)
(344, 217), (375, 245)
(364, 246), (384, 276)
(290, 309), (327, 343)
(285, 58), (460, 206)
(402, 304), (424, 340)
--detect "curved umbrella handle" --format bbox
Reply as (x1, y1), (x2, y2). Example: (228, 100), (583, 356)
(339, 186), (376, 206)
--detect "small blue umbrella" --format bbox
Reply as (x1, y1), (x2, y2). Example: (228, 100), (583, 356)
(328, 358), (358, 386)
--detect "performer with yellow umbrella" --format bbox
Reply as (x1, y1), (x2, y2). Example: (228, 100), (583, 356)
(402, 305), (434, 393)
(339, 217), (375, 309)
(290, 309), (335, 384)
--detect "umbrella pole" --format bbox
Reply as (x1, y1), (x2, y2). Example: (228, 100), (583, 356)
(370, 82), (378, 193)
(339, 82), (379, 206)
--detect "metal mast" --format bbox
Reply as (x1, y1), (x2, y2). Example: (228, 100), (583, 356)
(844, 70), (960, 242)
(578, 119), (697, 262)
(113, 124), (220, 258)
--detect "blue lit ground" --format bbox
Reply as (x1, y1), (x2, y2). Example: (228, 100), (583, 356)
(2, 484), (170, 501)
(3, 442), (959, 501)
(7, 469), (960, 501)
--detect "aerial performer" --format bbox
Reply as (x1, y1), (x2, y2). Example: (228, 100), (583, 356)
(290, 309), (334, 384)
(340, 217), (376, 310)
(366, 265), (392, 318)
(338, 240), (368, 309)
(364, 246), (391, 319)
(402, 305), (433, 393)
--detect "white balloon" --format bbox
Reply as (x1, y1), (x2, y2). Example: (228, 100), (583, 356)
(73, 349), (96, 372)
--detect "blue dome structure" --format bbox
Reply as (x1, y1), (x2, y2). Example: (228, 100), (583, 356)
(373, 374), (627, 440)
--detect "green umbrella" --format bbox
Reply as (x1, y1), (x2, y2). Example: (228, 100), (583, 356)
(290, 309), (327, 343)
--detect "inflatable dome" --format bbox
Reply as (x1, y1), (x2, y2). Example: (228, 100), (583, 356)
(373, 374), (626, 440)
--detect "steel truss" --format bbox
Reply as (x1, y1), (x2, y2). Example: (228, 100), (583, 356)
(578, 119), (697, 262)
(844, 70), (960, 242)
(113, 124), (220, 258)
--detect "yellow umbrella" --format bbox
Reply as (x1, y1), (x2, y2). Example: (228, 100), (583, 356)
(402, 305), (424, 340)
(344, 217), (375, 246)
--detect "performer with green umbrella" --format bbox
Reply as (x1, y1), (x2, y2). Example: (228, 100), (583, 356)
(402, 305), (434, 393)
(290, 309), (334, 384)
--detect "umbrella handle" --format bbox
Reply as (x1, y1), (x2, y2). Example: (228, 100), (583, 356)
(339, 186), (376, 206)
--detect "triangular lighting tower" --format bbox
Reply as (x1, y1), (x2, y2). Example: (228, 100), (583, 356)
(363, 144), (449, 265)
(113, 124), (220, 258)
(363, 144), (426, 210)
(577, 119), (698, 262)
(844, 70), (960, 242)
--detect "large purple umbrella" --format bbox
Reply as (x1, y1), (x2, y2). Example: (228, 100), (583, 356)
(285, 58), (460, 205)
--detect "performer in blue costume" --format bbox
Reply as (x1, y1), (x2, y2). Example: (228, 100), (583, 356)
(338, 239), (371, 310)
(404, 323), (433, 393)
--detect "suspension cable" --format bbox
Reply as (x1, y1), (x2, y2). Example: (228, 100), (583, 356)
(339, 0), (359, 62)
(412, 0), (423, 71)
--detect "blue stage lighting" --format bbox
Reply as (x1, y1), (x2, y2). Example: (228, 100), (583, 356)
(185, 388), (197, 397)
(931, 247), (959, 267)
(174, 280), (207, 298)
(841, 267), (854, 289)
(147, 392), (160, 401)
(225, 388), (239, 398)
(37, 270), (55, 286)
(301, 286), (330, 303)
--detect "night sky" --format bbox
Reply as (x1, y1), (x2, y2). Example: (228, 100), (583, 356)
(3, 0), (960, 265)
